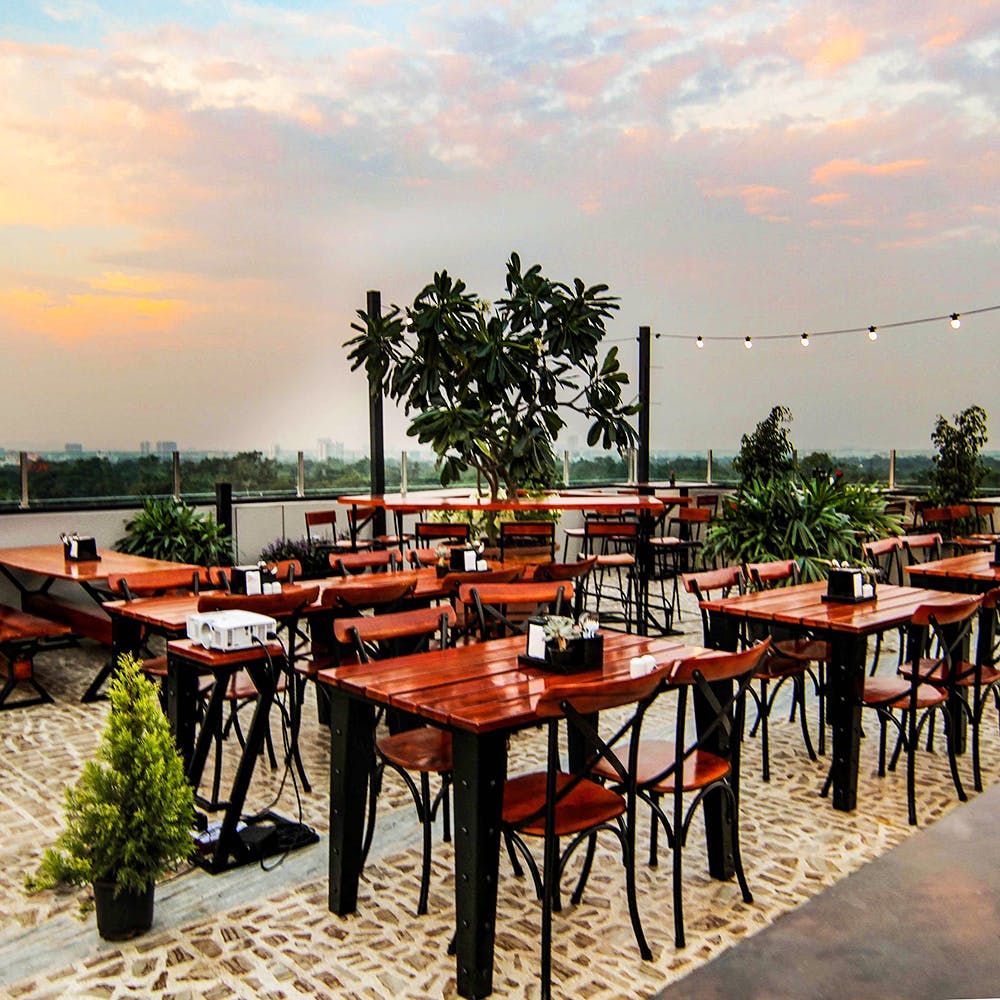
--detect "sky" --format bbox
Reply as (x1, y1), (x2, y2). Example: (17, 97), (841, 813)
(1, 0), (998, 456)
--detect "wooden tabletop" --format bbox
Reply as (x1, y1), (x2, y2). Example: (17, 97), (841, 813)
(318, 631), (710, 735)
(0, 545), (200, 583)
(166, 636), (285, 666)
(336, 490), (665, 514)
(699, 581), (975, 635)
(904, 551), (1000, 585)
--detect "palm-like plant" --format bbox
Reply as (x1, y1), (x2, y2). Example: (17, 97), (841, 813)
(703, 476), (902, 580)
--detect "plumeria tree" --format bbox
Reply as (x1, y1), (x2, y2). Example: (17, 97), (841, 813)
(346, 253), (639, 505)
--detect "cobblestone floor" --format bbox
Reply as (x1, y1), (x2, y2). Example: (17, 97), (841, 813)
(2, 591), (998, 999)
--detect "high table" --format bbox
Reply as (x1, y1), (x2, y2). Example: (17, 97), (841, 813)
(0, 544), (200, 700)
(317, 630), (713, 1000)
(904, 550), (1000, 594)
(338, 490), (671, 636)
(698, 582), (974, 812)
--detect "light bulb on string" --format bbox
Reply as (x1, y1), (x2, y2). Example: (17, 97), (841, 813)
(696, 335), (704, 349)
(744, 336), (753, 350)
(800, 332), (809, 347)
(950, 313), (961, 330)
(867, 325), (878, 341)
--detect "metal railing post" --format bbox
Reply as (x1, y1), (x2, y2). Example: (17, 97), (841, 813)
(297, 451), (305, 498)
(707, 449), (713, 484)
(172, 451), (181, 500)
(889, 449), (896, 490)
(19, 451), (29, 509)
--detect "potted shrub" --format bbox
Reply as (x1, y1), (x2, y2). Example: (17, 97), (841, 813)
(117, 496), (233, 566)
(26, 653), (195, 939)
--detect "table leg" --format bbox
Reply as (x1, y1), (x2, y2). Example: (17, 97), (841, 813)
(827, 633), (867, 811)
(328, 690), (375, 915)
(452, 728), (507, 1000)
(167, 647), (205, 771)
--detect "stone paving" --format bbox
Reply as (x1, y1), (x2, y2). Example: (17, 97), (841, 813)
(2, 592), (998, 999)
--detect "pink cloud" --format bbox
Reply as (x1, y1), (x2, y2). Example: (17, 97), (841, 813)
(810, 192), (850, 206)
(811, 158), (929, 185)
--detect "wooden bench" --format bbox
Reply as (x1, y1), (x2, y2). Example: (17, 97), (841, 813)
(0, 604), (72, 709)
(22, 593), (114, 646)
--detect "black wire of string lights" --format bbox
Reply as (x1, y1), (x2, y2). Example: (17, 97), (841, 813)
(647, 304), (1000, 349)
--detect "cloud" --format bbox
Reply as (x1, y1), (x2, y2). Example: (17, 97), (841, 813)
(811, 158), (929, 184)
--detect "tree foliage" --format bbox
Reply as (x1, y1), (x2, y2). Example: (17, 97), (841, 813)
(927, 404), (989, 505)
(732, 405), (795, 487)
(26, 654), (195, 899)
(345, 253), (639, 502)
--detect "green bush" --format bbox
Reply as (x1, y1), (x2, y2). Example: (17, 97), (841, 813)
(116, 497), (233, 566)
(927, 404), (989, 505)
(26, 654), (195, 901)
(703, 475), (902, 580)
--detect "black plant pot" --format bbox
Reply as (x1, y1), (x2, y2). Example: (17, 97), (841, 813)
(93, 878), (155, 940)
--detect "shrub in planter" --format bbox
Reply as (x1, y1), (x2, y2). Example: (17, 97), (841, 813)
(117, 496), (233, 566)
(259, 536), (332, 579)
(26, 653), (195, 938)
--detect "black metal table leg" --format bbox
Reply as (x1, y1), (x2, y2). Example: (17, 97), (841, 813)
(452, 728), (507, 1000)
(827, 633), (867, 812)
(328, 690), (375, 915)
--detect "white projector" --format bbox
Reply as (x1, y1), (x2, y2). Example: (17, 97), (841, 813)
(186, 610), (278, 651)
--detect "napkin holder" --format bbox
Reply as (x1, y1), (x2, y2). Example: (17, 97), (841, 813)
(61, 533), (99, 561)
(230, 564), (279, 596)
(823, 567), (876, 604)
(518, 617), (603, 674)
(450, 546), (484, 572)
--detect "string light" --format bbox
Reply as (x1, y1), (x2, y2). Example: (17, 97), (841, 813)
(657, 304), (998, 348)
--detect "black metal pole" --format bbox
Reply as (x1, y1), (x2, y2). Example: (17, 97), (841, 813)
(366, 290), (387, 537)
(215, 482), (233, 560)
(637, 325), (651, 487)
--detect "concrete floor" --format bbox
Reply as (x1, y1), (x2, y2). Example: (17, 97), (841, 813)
(658, 777), (1000, 1000)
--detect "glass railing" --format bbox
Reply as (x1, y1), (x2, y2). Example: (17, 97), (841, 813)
(3, 447), (1000, 510)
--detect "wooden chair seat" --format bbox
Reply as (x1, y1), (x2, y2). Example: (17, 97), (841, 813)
(502, 771), (626, 836)
(863, 675), (948, 711)
(377, 727), (452, 773)
(755, 652), (812, 680)
(595, 552), (635, 567)
(899, 659), (1000, 688)
(593, 739), (730, 792)
(775, 637), (831, 662)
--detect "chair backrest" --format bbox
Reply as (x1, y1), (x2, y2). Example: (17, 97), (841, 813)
(683, 566), (743, 647)
(197, 585), (319, 618)
(262, 558), (302, 584)
(582, 519), (639, 556)
(678, 506), (712, 524)
(535, 661), (674, 719)
(900, 596), (983, 693)
(414, 521), (470, 545)
(862, 536), (903, 585)
(461, 581), (571, 640)
(532, 555), (598, 583)
(320, 575), (417, 614)
(110, 567), (209, 599)
(438, 566), (522, 596)
(331, 550), (399, 576)
(902, 533), (943, 565)
(332, 605), (456, 661)
(305, 509), (338, 543)
(746, 559), (799, 590)
(499, 520), (557, 563)
(406, 547), (439, 567)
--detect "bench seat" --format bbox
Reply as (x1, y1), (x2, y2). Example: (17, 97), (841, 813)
(0, 604), (72, 709)
(23, 593), (114, 646)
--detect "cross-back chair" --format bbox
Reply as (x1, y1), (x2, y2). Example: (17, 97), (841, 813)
(460, 581), (571, 641)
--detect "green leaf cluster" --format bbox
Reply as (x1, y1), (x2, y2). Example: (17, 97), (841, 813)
(345, 253), (639, 505)
(26, 653), (195, 900)
(703, 475), (903, 580)
(927, 404), (989, 506)
(116, 497), (233, 566)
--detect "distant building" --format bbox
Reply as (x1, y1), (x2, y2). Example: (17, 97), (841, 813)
(65, 443), (83, 453)
(140, 441), (151, 456)
(317, 438), (344, 461)
(155, 440), (178, 453)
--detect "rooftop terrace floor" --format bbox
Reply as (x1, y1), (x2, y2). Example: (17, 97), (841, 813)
(2, 587), (997, 999)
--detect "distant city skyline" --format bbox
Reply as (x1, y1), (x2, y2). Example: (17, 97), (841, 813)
(2, 2), (998, 454)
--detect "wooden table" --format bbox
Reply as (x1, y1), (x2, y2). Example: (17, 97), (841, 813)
(904, 551), (1000, 594)
(0, 544), (201, 700)
(338, 490), (671, 636)
(698, 582), (974, 812)
(317, 630), (712, 999)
